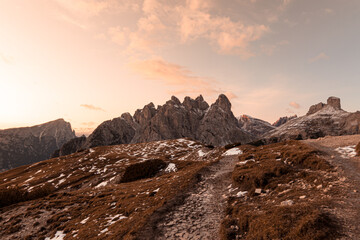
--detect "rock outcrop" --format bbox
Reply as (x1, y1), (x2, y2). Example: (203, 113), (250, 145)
(0, 119), (76, 171)
(55, 94), (254, 157)
(238, 115), (275, 138)
(51, 135), (86, 158)
(264, 97), (360, 143)
(307, 96), (341, 115)
(272, 115), (298, 127)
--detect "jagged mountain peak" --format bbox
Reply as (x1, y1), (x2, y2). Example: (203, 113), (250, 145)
(213, 94), (231, 111)
(54, 94), (254, 157)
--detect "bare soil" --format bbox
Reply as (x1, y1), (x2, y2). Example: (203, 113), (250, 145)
(305, 135), (360, 239)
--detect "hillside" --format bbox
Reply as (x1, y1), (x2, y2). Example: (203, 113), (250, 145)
(1, 135), (359, 239)
(0, 138), (224, 239)
(264, 97), (360, 142)
(0, 119), (76, 171)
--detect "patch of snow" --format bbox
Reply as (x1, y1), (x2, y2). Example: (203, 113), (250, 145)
(335, 145), (357, 158)
(80, 217), (89, 224)
(165, 163), (177, 173)
(237, 159), (255, 165)
(223, 148), (243, 156)
(24, 177), (34, 183)
(95, 181), (108, 188)
(45, 231), (66, 240)
(55, 178), (66, 188)
(198, 150), (206, 157)
(236, 191), (248, 197)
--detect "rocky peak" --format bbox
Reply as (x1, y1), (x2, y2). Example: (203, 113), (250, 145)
(213, 94), (231, 111)
(133, 102), (157, 125)
(307, 96), (342, 115)
(170, 96), (182, 105)
(182, 95), (209, 111)
(327, 96), (341, 110)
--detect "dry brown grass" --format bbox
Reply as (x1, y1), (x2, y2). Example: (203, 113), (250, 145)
(221, 140), (341, 240)
(0, 138), (224, 239)
(0, 184), (54, 208)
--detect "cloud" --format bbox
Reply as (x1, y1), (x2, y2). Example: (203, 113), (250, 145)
(178, 4), (269, 58)
(130, 57), (235, 97)
(308, 52), (329, 63)
(80, 104), (105, 111)
(289, 101), (300, 109)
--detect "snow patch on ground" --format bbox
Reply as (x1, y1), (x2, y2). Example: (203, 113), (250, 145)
(165, 163), (177, 173)
(335, 145), (357, 158)
(95, 181), (108, 188)
(223, 148), (243, 156)
(80, 217), (89, 224)
(236, 191), (248, 198)
(236, 159), (255, 166)
(198, 150), (206, 157)
(45, 231), (66, 240)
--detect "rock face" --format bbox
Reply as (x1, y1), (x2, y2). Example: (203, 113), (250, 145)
(55, 94), (254, 157)
(264, 97), (360, 143)
(0, 119), (76, 171)
(307, 96), (341, 115)
(272, 115), (298, 127)
(51, 136), (86, 158)
(238, 115), (275, 138)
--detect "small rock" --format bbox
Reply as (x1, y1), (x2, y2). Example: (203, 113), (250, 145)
(280, 200), (294, 206)
(299, 195), (306, 199)
(255, 188), (262, 194)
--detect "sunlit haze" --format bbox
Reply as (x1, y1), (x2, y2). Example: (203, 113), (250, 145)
(1, 0), (359, 135)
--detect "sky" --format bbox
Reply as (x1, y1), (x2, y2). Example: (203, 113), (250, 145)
(0, 0), (359, 135)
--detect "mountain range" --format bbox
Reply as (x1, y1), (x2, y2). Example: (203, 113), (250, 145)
(2, 95), (360, 171)
(0, 119), (75, 171)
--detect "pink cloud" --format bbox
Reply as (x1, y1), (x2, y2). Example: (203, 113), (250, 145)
(289, 101), (301, 109)
(130, 57), (238, 97)
(80, 104), (105, 111)
(308, 52), (329, 63)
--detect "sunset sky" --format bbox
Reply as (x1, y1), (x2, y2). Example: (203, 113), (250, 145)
(0, 0), (359, 135)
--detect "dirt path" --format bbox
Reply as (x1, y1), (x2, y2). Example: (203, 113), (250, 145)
(139, 155), (237, 240)
(305, 136), (360, 239)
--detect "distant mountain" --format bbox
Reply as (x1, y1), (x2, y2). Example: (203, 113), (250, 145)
(0, 119), (76, 171)
(55, 94), (254, 157)
(238, 115), (275, 138)
(264, 97), (360, 142)
(272, 115), (298, 127)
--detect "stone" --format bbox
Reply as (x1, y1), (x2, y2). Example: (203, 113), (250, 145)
(327, 96), (341, 110)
